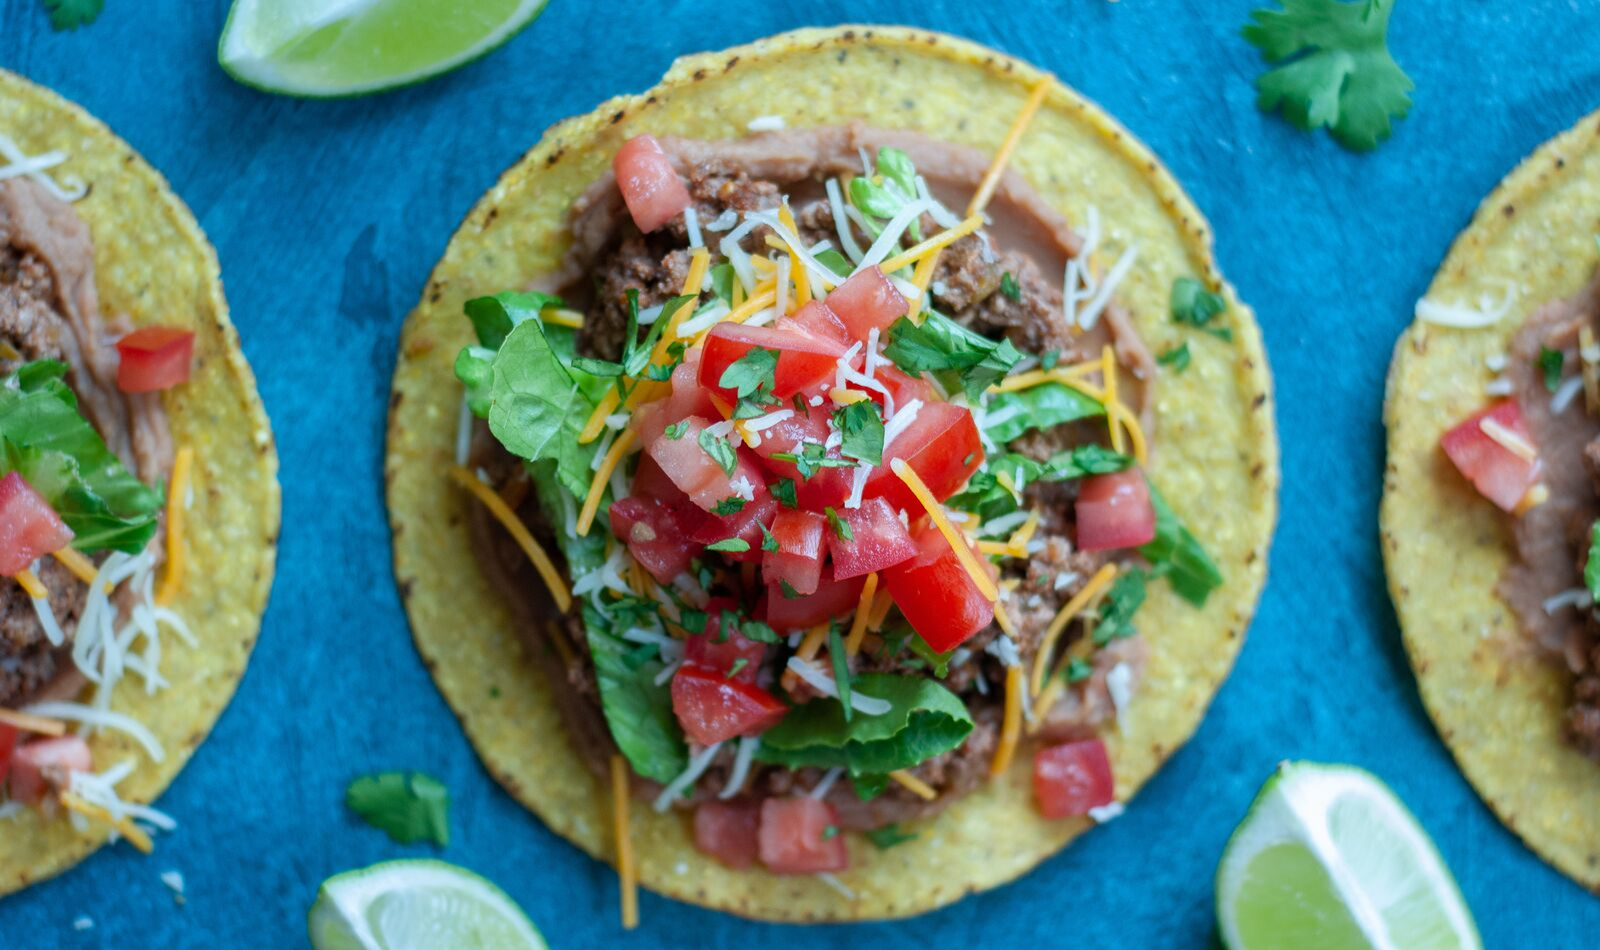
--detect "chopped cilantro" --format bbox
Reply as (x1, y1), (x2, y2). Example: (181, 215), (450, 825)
(1040, 349), (1061, 370)
(346, 773), (450, 846)
(1065, 657), (1094, 683)
(1158, 342), (1192, 372)
(644, 341), (689, 381)
(865, 824), (918, 849)
(1587, 523), (1600, 604)
(726, 658), (751, 679)
(772, 478), (798, 508)
(815, 248), (853, 279)
(825, 507), (854, 541)
(719, 346), (781, 418)
(1243, 0), (1413, 151)
(834, 400), (885, 466)
(759, 521), (780, 552)
(698, 429), (737, 476)
(1539, 347), (1565, 393)
(737, 619), (781, 644)
(1094, 569), (1148, 644)
(780, 579), (803, 599)
(829, 625), (853, 722)
(678, 608), (708, 635)
(1000, 271), (1022, 301)
(713, 496), (748, 516)
(664, 420), (690, 440)
(772, 442), (854, 479)
(706, 538), (751, 553)
(821, 824), (841, 840)
(1171, 278), (1230, 340)
(884, 312), (1023, 398)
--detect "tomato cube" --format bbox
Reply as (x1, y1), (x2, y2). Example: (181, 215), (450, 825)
(9, 735), (92, 807)
(827, 498), (917, 579)
(762, 509), (827, 595)
(671, 663), (788, 746)
(1440, 400), (1543, 512)
(1075, 469), (1157, 552)
(776, 300), (850, 347)
(614, 134), (691, 234)
(694, 799), (763, 869)
(0, 472), (74, 576)
(699, 323), (846, 403)
(1033, 739), (1115, 818)
(882, 520), (994, 652)
(865, 402), (983, 514)
(758, 797), (848, 874)
(765, 570), (866, 631)
(114, 326), (194, 393)
(825, 266), (906, 342)
(0, 724), (17, 786)
(609, 497), (697, 584)
(684, 602), (767, 682)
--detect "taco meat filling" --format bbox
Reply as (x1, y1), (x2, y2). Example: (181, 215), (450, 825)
(1457, 272), (1600, 759)
(0, 171), (194, 829)
(457, 124), (1224, 874)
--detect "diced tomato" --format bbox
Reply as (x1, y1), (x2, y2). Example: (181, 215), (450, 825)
(765, 569), (866, 630)
(746, 407), (836, 487)
(9, 735), (92, 807)
(828, 498), (917, 579)
(613, 134), (690, 234)
(694, 799), (762, 869)
(776, 300), (850, 347)
(763, 509), (827, 595)
(1441, 400), (1544, 512)
(1075, 469), (1157, 552)
(758, 797), (847, 874)
(690, 489), (777, 561)
(1033, 739), (1115, 819)
(864, 402), (984, 513)
(648, 416), (762, 513)
(671, 663), (788, 746)
(0, 472), (74, 576)
(629, 399), (675, 446)
(699, 323), (847, 403)
(0, 724), (16, 786)
(825, 266), (906, 342)
(609, 497), (697, 583)
(684, 602), (767, 683)
(114, 326), (194, 393)
(882, 520), (995, 652)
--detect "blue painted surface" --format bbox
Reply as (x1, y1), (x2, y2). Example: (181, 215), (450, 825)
(3, 0), (1599, 946)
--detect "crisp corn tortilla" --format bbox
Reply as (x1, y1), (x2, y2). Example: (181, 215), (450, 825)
(387, 26), (1277, 921)
(1383, 108), (1600, 893)
(0, 70), (279, 895)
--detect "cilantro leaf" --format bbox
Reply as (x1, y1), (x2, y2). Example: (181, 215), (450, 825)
(834, 401), (885, 466)
(780, 578), (803, 599)
(1094, 568), (1148, 644)
(718, 347), (779, 400)
(1000, 272), (1022, 301)
(713, 496), (747, 516)
(1139, 485), (1225, 606)
(42, 0), (103, 31)
(815, 248), (853, 278)
(1243, 0), (1414, 151)
(1170, 278), (1230, 340)
(346, 773), (450, 846)
(706, 538), (751, 553)
(884, 313), (1023, 399)
(698, 428), (738, 476)
(772, 442), (854, 479)
(1586, 523), (1600, 604)
(825, 506), (854, 541)
(1158, 342), (1192, 372)
(829, 625), (853, 722)
(0, 361), (163, 553)
(1065, 657), (1093, 683)
(664, 420), (689, 440)
(772, 478), (798, 508)
(736, 619), (781, 644)
(1539, 347), (1565, 393)
(866, 824), (918, 849)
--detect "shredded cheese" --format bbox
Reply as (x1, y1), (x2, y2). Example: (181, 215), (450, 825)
(1479, 416), (1537, 462)
(778, 204), (811, 307)
(890, 459), (998, 602)
(0, 707), (67, 736)
(1582, 326), (1600, 414)
(59, 792), (153, 854)
(844, 573), (879, 654)
(610, 754), (638, 930)
(578, 429), (638, 535)
(781, 621), (832, 692)
(155, 446), (194, 606)
(15, 568), (46, 599)
(579, 389), (623, 444)
(993, 600), (1020, 639)
(1515, 483), (1550, 515)
(904, 247), (941, 322)
(544, 308), (585, 329)
(448, 466), (571, 612)
(52, 548), (107, 591)
(889, 770), (937, 801)
(968, 79), (1052, 217)
(878, 214), (985, 275)
(990, 665), (1023, 777)
(1030, 563), (1118, 698)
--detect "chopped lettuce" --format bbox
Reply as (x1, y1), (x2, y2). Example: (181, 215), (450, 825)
(982, 383), (1104, 443)
(0, 360), (163, 553)
(1140, 485), (1225, 606)
(756, 674), (972, 776)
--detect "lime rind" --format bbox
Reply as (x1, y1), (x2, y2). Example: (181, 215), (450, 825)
(1216, 762), (1482, 950)
(218, 0), (550, 99)
(309, 859), (546, 950)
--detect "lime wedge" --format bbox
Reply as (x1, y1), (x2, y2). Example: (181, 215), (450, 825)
(1217, 763), (1481, 950)
(308, 860), (547, 950)
(218, 0), (550, 97)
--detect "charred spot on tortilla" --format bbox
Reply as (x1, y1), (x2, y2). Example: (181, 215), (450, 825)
(388, 26), (1274, 923)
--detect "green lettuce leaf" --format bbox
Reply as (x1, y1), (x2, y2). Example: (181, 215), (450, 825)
(756, 674), (973, 776)
(0, 360), (163, 553)
(982, 383), (1105, 443)
(1140, 484), (1224, 606)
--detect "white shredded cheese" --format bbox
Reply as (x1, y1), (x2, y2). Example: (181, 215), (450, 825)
(1484, 377), (1516, 397)
(984, 634), (1022, 668)
(704, 208), (739, 232)
(744, 409), (794, 432)
(1106, 662), (1134, 732)
(719, 736), (760, 800)
(882, 398), (922, 448)
(24, 703), (165, 762)
(684, 206), (703, 249)
(1415, 282), (1517, 329)
(652, 659), (683, 687)
(775, 254), (792, 318)
(785, 657), (891, 715)
(454, 396), (473, 467)
(817, 873), (857, 900)
(1485, 353), (1508, 372)
(747, 114), (786, 132)
(845, 464), (871, 510)
(744, 209), (847, 289)
(809, 767), (845, 800)
(0, 135), (86, 201)
(1076, 245), (1139, 330)
(1087, 802), (1125, 824)
(825, 178), (866, 264)
(852, 198), (934, 273)
(1542, 588), (1592, 615)
(1552, 375), (1585, 414)
(729, 476), (756, 502)
(653, 742), (724, 813)
(674, 301), (732, 339)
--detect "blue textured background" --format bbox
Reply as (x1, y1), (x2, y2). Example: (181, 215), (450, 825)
(4, 1), (1600, 946)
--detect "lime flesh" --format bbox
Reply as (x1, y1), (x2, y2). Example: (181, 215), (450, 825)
(219, 0), (550, 97)
(1216, 762), (1482, 950)
(309, 859), (547, 950)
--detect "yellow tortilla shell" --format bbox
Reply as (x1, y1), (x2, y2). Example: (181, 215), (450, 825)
(387, 26), (1277, 920)
(0, 70), (279, 894)
(1383, 108), (1600, 893)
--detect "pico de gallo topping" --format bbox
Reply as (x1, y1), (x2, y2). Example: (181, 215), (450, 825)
(0, 158), (200, 851)
(453, 102), (1225, 917)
